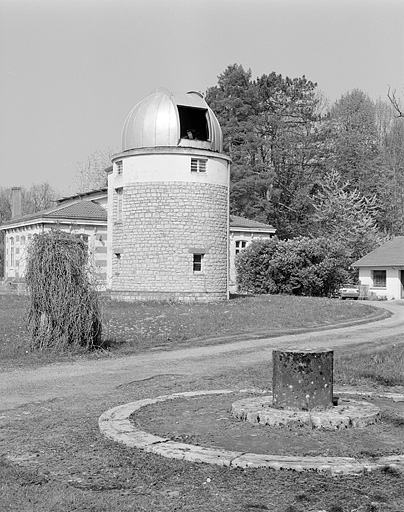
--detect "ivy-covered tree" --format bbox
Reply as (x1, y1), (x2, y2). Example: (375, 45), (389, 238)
(25, 230), (102, 351)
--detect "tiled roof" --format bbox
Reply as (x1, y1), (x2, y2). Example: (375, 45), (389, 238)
(230, 215), (275, 231)
(47, 201), (107, 221)
(352, 237), (404, 267)
(0, 200), (107, 228)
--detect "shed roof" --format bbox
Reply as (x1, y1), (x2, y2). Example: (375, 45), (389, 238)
(229, 215), (275, 232)
(352, 237), (404, 267)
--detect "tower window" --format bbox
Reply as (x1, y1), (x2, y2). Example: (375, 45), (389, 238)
(178, 106), (209, 141)
(193, 254), (204, 273)
(191, 158), (207, 173)
(116, 188), (123, 221)
(116, 161), (123, 175)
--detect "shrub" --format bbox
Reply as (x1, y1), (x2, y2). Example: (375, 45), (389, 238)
(25, 230), (102, 351)
(236, 236), (351, 297)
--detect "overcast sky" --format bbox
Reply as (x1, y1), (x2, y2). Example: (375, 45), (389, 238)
(1, 0), (403, 196)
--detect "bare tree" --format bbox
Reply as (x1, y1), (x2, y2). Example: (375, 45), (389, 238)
(73, 149), (115, 193)
(0, 182), (57, 277)
(23, 183), (57, 214)
(388, 86), (404, 118)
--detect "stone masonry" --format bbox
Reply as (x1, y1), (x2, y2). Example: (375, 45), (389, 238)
(111, 181), (228, 302)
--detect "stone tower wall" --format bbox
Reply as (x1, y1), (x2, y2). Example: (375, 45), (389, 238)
(111, 182), (228, 301)
(109, 148), (230, 302)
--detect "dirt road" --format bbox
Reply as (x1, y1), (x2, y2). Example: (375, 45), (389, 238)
(1, 301), (402, 412)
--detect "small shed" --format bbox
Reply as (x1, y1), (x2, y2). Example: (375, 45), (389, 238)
(352, 237), (404, 300)
(229, 215), (276, 293)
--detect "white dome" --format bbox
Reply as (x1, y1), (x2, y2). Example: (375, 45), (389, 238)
(122, 88), (223, 153)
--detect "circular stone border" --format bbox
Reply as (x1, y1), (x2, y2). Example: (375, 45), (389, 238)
(98, 389), (404, 476)
(232, 396), (380, 430)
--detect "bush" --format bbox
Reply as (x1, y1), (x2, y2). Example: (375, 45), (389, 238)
(25, 230), (102, 351)
(236, 236), (351, 297)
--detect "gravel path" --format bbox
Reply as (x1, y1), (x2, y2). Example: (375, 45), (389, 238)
(1, 300), (403, 412)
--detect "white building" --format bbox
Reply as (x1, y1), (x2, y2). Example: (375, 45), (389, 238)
(352, 237), (404, 300)
(0, 188), (108, 290)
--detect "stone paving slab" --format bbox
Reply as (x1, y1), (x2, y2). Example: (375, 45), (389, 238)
(99, 389), (404, 476)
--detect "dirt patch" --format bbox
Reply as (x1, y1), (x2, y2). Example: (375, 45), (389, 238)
(131, 391), (404, 459)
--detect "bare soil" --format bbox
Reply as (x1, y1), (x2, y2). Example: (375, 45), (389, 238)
(132, 391), (404, 459)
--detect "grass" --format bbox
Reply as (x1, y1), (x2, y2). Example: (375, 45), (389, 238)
(1, 369), (403, 512)
(1, 294), (403, 511)
(0, 294), (379, 370)
(335, 341), (404, 388)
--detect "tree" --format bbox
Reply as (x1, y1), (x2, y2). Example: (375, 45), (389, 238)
(206, 65), (325, 238)
(73, 150), (114, 192)
(326, 89), (382, 198)
(310, 169), (384, 262)
(0, 183), (57, 277)
(22, 183), (57, 213)
(372, 96), (404, 235)
(25, 230), (102, 351)
(388, 87), (404, 118)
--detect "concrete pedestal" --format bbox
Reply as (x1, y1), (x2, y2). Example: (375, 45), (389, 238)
(272, 348), (333, 411)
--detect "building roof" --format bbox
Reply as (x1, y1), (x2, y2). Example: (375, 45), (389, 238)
(229, 215), (276, 232)
(47, 201), (107, 221)
(121, 88), (223, 153)
(352, 237), (404, 267)
(57, 186), (108, 204)
(0, 200), (107, 230)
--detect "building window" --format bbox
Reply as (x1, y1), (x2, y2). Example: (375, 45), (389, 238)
(114, 253), (121, 274)
(193, 254), (204, 273)
(373, 270), (386, 288)
(191, 158), (207, 173)
(10, 237), (15, 267)
(116, 161), (123, 175)
(235, 240), (247, 255)
(116, 188), (123, 221)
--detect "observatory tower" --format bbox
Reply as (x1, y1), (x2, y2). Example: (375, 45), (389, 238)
(107, 89), (231, 302)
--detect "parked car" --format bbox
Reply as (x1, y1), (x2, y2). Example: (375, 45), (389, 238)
(339, 284), (360, 300)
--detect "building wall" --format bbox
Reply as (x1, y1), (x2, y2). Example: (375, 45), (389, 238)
(108, 148), (230, 302)
(358, 267), (404, 300)
(229, 230), (274, 293)
(3, 223), (108, 290)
